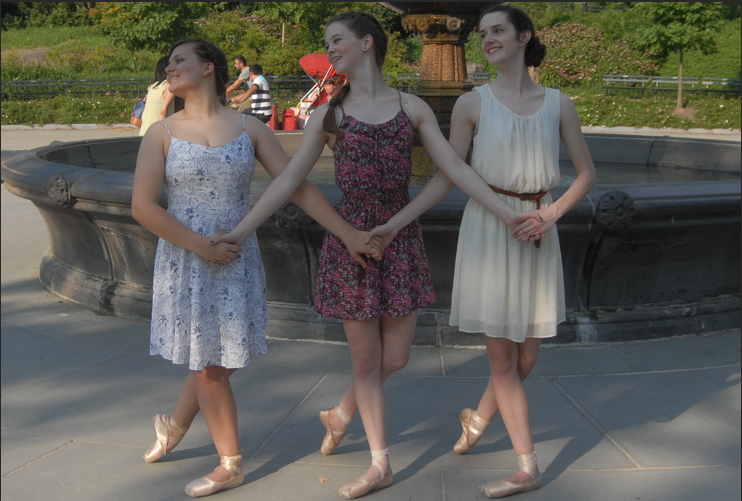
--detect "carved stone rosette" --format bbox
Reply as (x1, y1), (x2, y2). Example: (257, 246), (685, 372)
(274, 201), (314, 230)
(595, 191), (635, 230)
(47, 173), (75, 207)
(402, 13), (476, 82)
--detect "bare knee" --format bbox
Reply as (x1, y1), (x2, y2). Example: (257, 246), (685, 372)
(488, 348), (519, 381)
(381, 351), (409, 375)
(195, 365), (229, 385)
(517, 351), (539, 380)
(352, 352), (382, 381)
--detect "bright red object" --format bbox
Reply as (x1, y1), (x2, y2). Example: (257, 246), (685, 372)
(299, 54), (336, 78)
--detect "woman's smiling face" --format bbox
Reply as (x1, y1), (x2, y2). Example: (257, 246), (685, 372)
(167, 43), (210, 95)
(479, 12), (530, 67)
(324, 22), (367, 74)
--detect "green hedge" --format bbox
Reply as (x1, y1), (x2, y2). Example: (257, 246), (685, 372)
(1, 95), (140, 125)
(567, 92), (740, 129)
(3, 91), (739, 129)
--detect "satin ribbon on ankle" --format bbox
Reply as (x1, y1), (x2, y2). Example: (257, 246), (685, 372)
(185, 454), (244, 498)
(480, 451), (542, 499)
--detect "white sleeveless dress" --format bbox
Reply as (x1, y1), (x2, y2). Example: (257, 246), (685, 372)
(449, 85), (565, 342)
(149, 115), (268, 370)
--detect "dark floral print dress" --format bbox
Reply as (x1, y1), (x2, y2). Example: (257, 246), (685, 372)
(314, 92), (436, 320)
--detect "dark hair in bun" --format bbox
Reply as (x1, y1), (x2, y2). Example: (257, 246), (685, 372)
(478, 4), (547, 68)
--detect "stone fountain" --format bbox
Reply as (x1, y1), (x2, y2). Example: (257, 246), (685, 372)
(2, 134), (739, 345)
(1, 2), (740, 344)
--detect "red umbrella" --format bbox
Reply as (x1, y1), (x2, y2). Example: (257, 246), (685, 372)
(299, 53), (336, 78)
(296, 53), (346, 110)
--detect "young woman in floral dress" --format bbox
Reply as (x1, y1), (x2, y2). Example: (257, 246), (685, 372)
(132, 38), (381, 498)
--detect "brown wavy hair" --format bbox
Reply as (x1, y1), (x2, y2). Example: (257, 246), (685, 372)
(322, 12), (388, 137)
(478, 4), (546, 68)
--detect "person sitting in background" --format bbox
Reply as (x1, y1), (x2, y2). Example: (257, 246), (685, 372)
(226, 55), (251, 112)
(296, 76), (346, 129)
(230, 64), (272, 124)
(139, 56), (175, 136)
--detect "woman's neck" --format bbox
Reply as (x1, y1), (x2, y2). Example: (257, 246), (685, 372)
(177, 89), (223, 118)
(344, 62), (390, 102)
(491, 60), (536, 95)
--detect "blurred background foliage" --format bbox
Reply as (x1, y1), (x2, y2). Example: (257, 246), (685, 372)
(1, 2), (739, 128)
(2, 2), (739, 81)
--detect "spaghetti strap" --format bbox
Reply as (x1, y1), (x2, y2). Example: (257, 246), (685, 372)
(160, 119), (175, 138)
(242, 114), (247, 132)
(398, 90), (411, 119)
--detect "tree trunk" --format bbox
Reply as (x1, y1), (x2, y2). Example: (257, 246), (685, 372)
(677, 47), (684, 109)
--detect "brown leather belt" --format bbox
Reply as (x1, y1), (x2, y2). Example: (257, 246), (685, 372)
(489, 185), (547, 248)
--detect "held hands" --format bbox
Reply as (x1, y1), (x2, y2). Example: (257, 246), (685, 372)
(364, 222), (398, 254)
(343, 229), (385, 268)
(204, 232), (242, 266)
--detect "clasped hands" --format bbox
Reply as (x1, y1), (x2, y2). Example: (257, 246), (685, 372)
(205, 230), (386, 268)
(362, 210), (553, 253)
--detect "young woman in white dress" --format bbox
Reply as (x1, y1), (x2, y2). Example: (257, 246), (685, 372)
(367, 4), (596, 498)
(132, 38), (382, 498)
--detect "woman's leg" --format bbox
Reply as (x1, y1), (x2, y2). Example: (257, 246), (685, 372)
(195, 365), (241, 482)
(343, 313), (418, 482)
(476, 338), (541, 422)
(485, 337), (536, 483)
(327, 313), (418, 441)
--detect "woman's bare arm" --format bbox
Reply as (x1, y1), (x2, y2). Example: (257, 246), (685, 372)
(212, 107), (382, 265)
(131, 122), (242, 263)
(511, 92), (596, 239)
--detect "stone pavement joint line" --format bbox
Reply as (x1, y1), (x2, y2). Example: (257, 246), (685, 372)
(551, 379), (643, 469)
(249, 373), (329, 460)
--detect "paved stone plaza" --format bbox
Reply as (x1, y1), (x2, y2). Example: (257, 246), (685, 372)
(1, 126), (740, 500)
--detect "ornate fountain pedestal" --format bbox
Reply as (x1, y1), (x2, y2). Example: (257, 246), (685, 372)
(390, 3), (484, 178)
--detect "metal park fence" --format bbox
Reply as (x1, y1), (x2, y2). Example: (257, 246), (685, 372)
(1, 72), (492, 100)
(602, 74), (741, 96)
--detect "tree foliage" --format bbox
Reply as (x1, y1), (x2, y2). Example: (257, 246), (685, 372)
(1, 2), (94, 30)
(632, 2), (724, 58)
(89, 2), (213, 53)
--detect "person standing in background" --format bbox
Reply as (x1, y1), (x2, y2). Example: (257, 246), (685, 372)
(139, 56), (175, 136)
(231, 64), (272, 124)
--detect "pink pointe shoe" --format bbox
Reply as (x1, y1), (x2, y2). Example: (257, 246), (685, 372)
(453, 408), (490, 454)
(319, 406), (352, 455)
(143, 414), (189, 463)
(480, 451), (542, 498)
(338, 448), (393, 499)
(184, 454), (244, 498)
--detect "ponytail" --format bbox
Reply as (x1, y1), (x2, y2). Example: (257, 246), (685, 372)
(322, 81), (351, 138)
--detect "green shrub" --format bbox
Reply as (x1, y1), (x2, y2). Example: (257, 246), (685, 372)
(1, 94), (139, 125)
(46, 40), (160, 76)
(536, 23), (659, 88)
(0, 62), (79, 81)
(90, 2), (212, 52)
(567, 92), (740, 129)
(1, 26), (106, 49)
(1, 2), (93, 30)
